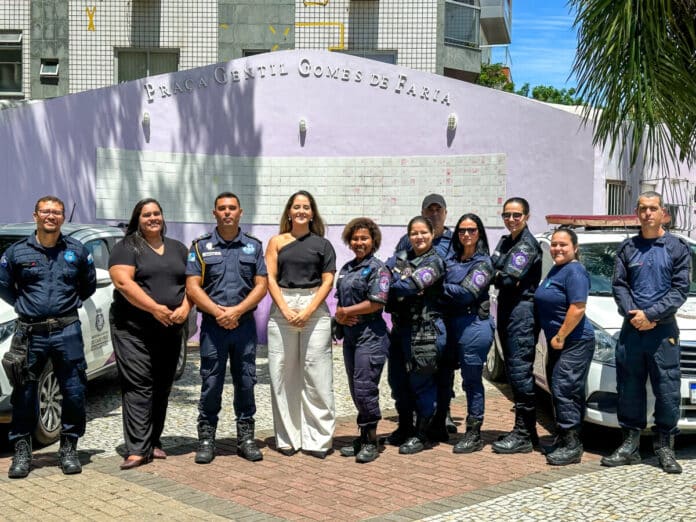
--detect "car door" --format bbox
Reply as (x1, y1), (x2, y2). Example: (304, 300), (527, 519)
(79, 238), (114, 373)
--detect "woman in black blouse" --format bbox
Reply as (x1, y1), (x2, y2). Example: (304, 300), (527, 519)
(266, 190), (336, 458)
(109, 198), (191, 469)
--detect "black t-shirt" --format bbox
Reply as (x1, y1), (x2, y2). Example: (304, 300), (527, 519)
(277, 233), (336, 288)
(108, 236), (188, 327)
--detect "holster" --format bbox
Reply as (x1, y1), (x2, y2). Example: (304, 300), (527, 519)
(2, 325), (29, 388)
(408, 317), (439, 376)
(331, 317), (344, 341)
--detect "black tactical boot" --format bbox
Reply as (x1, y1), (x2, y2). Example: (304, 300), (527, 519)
(546, 429), (583, 466)
(445, 408), (458, 434)
(8, 437), (32, 479)
(453, 417), (484, 454)
(195, 423), (216, 464)
(491, 409), (535, 454)
(340, 436), (361, 457)
(356, 427), (379, 463)
(385, 413), (415, 446)
(58, 435), (82, 475)
(428, 406), (450, 443)
(237, 419), (263, 462)
(601, 428), (641, 467)
(653, 432), (682, 474)
(399, 416), (431, 455)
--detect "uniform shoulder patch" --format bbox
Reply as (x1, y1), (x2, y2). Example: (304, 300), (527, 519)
(191, 232), (212, 245)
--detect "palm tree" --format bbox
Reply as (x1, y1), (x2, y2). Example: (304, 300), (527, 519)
(571, 0), (696, 169)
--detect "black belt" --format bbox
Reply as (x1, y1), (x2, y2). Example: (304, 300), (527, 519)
(18, 312), (79, 334)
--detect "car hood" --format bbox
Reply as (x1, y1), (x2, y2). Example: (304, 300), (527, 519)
(586, 295), (696, 335)
(0, 298), (16, 324)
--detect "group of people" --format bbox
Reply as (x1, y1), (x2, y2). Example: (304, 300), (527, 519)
(0, 189), (687, 479)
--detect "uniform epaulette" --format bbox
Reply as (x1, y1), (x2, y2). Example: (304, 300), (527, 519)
(191, 232), (212, 245)
(243, 232), (261, 243)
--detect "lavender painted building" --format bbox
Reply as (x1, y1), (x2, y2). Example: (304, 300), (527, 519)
(1, 50), (692, 338)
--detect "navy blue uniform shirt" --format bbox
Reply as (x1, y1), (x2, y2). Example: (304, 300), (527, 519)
(442, 252), (494, 314)
(395, 228), (453, 260)
(336, 254), (390, 308)
(491, 226), (542, 301)
(385, 248), (445, 322)
(0, 233), (96, 318)
(186, 228), (267, 309)
(612, 231), (691, 322)
(535, 261), (594, 342)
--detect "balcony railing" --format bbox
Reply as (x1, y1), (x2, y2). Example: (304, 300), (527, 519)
(444, 1), (481, 49)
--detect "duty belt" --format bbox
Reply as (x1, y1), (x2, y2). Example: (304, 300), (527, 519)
(348, 312), (383, 326)
(18, 312), (79, 334)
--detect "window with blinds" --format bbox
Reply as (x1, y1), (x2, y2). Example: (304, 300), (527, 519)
(606, 180), (626, 215)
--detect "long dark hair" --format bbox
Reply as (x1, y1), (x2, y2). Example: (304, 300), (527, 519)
(453, 213), (489, 257)
(279, 190), (326, 236)
(123, 198), (166, 254)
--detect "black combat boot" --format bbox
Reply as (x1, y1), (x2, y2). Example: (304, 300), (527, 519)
(385, 412), (415, 446)
(195, 423), (216, 464)
(653, 432), (681, 474)
(237, 419), (263, 462)
(399, 416), (432, 455)
(356, 426), (379, 463)
(491, 409), (535, 454)
(546, 429), (583, 466)
(8, 437), (32, 479)
(600, 428), (641, 467)
(427, 406), (450, 443)
(453, 417), (484, 454)
(340, 434), (362, 457)
(58, 435), (82, 475)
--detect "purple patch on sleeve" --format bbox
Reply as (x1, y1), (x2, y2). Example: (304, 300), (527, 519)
(511, 251), (529, 269)
(472, 271), (486, 289)
(379, 274), (390, 293)
(417, 267), (435, 285)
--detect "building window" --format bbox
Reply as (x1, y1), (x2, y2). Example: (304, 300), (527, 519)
(116, 49), (179, 83)
(243, 50), (270, 57)
(445, 0), (481, 48)
(0, 31), (23, 97)
(341, 50), (397, 65)
(606, 180), (626, 215)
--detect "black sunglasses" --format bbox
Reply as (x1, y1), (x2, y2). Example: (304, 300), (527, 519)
(457, 227), (478, 235)
(501, 212), (524, 219)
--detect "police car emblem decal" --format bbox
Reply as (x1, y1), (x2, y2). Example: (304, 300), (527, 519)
(242, 243), (255, 255)
(64, 250), (76, 263)
(511, 252), (528, 268)
(188, 252), (196, 262)
(472, 271), (486, 288)
(95, 309), (105, 331)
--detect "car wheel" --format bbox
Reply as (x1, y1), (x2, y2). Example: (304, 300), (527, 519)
(34, 361), (62, 445)
(485, 334), (506, 382)
(174, 335), (187, 381)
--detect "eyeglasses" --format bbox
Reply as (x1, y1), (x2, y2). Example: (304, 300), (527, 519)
(36, 209), (64, 217)
(501, 212), (524, 220)
(457, 227), (478, 235)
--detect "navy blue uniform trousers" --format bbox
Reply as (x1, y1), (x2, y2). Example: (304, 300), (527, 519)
(198, 315), (257, 425)
(616, 320), (681, 434)
(547, 337), (594, 430)
(342, 319), (389, 428)
(10, 321), (86, 442)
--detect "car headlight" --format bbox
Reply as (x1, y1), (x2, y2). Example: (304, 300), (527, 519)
(0, 319), (16, 344)
(592, 325), (618, 366)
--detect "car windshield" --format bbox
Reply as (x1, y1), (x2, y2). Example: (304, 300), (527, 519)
(0, 236), (21, 256)
(582, 241), (696, 296)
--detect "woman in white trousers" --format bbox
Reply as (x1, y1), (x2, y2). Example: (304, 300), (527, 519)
(266, 190), (336, 458)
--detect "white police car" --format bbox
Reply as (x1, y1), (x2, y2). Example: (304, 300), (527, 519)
(0, 223), (189, 444)
(487, 215), (696, 432)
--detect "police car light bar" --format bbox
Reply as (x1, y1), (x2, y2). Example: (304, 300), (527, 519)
(545, 214), (642, 228)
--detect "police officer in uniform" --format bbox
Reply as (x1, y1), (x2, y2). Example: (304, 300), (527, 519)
(186, 192), (268, 463)
(490, 197), (543, 454)
(394, 194), (453, 260)
(0, 196), (96, 479)
(602, 191), (690, 474)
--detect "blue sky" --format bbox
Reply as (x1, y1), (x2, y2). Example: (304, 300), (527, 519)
(492, 1), (578, 91)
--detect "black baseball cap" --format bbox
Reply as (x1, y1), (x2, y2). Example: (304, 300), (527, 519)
(422, 194), (447, 209)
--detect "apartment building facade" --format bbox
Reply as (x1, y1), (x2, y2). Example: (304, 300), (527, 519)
(0, 0), (511, 101)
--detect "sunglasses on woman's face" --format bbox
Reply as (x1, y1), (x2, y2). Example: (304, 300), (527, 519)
(501, 212), (524, 220)
(457, 227), (478, 235)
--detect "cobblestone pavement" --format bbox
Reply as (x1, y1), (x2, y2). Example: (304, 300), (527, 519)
(0, 345), (694, 520)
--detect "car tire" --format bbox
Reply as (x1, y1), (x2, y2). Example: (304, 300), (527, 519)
(485, 334), (506, 382)
(174, 334), (187, 381)
(33, 361), (62, 445)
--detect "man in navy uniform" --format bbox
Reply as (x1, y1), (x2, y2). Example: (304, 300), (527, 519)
(602, 191), (690, 474)
(0, 196), (96, 479)
(186, 192), (268, 463)
(394, 194), (452, 259)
